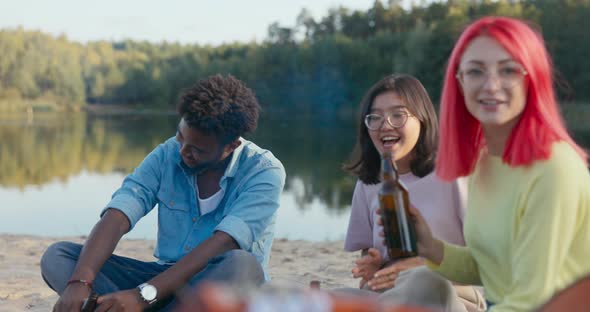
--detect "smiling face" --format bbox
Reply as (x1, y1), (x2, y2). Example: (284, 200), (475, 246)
(175, 118), (235, 172)
(458, 36), (528, 132)
(367, 91), (421, 173)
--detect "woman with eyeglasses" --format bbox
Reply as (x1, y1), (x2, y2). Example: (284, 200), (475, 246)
(408, 16), (590, 311)
(342, 74), (485, 312)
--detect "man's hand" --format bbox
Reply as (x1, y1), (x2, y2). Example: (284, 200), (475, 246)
(53, 209), (131, 312)
(52, 283), (91, 312)
(366, 256), (424, 291)
(351, 248), (383, 289)
(95, 289), (146, 312)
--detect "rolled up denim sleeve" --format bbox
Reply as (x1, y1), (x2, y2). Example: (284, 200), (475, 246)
(215, 164), (286, 250)
(102, 143), (166, 230)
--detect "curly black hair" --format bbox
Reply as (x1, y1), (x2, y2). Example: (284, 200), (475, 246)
(177, 74), (260, 144)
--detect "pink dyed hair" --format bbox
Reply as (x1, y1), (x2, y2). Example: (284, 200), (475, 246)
(436, 16), (587, 181)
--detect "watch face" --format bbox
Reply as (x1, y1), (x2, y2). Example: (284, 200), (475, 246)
(141, 284), (157, 301)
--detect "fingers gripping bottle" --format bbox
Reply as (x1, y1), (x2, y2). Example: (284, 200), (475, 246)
(379, 151), (418, 259)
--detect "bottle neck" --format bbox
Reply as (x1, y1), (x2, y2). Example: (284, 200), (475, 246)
(381, 155), (399, 183)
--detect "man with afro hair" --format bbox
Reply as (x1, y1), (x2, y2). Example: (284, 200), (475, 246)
(41, 75), (286, 311)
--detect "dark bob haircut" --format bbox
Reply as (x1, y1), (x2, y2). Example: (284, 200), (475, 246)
(345, 74), (439, 184)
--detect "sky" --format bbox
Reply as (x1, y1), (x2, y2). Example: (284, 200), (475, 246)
(0, 0), (384, 45)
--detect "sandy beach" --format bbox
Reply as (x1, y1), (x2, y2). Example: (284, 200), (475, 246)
(0, 234), (357, 311)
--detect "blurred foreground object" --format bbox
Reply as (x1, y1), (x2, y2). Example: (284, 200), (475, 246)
(537, 275), (590, 312)
(174, 283), (434, 312)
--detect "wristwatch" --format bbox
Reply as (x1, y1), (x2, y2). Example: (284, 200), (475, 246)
(137, 283), (158, 305)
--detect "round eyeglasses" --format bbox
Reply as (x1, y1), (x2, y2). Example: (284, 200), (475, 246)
(364, 111), (411, 131)
(456, 64), (528, 89)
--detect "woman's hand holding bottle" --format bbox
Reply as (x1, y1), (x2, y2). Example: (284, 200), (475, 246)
(376, 205), (444, 265)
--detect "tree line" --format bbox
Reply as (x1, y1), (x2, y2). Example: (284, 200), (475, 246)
(1, 0), (589, 113)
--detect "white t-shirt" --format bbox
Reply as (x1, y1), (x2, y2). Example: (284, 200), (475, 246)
(195, 177), (225, 215)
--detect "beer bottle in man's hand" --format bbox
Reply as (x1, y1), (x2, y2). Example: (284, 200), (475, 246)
(81, 292), (98, 312)
(379, 151), (418, 259)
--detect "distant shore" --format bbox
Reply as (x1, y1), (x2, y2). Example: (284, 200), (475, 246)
(0, 234), (357, 312)
(83, 103), (175, 116)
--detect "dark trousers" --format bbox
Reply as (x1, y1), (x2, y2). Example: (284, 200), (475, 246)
(41, 241), (264, 311)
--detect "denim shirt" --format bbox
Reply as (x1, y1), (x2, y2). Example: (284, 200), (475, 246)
(102, 137), (286, 280)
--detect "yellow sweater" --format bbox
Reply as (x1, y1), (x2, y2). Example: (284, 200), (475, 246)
(429, 142), (590, 312)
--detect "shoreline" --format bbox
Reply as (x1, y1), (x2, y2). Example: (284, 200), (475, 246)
(0, 234), (357, 311)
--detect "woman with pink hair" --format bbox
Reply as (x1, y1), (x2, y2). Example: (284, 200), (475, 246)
(409, 16), (590, 311)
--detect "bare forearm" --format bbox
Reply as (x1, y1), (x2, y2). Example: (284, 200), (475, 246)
(149, 231), (239, 299)
(422, 238), (445, 265)
(70, 209), (130, 281)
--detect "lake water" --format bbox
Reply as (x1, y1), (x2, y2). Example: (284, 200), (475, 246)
(2, 110), (589, 242)
(0, 113), (357, 242)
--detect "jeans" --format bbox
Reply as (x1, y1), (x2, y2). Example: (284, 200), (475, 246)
(41, 241), (264, 311)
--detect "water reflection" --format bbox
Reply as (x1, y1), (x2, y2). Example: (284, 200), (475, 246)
(0, 114), (170, 188)
(0, 113), (358, 241)
(7, 111), (588, 241)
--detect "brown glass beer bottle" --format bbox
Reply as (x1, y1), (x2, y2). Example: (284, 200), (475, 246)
(379, 151), (418, 259)
(81, 292), (98, 312)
